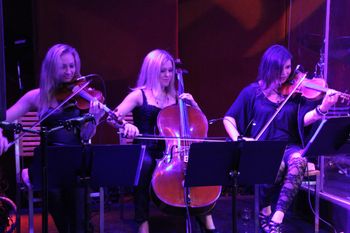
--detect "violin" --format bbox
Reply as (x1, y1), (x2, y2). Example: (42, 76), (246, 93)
(255, 70), (349, 141)
(63, 79), (125, 128)
(55, 79), (105, 110)
(280, 71), (350, 103)
(7, 76), (124, 149)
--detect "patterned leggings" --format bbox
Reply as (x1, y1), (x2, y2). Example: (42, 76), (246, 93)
(259, 150), (307, 213)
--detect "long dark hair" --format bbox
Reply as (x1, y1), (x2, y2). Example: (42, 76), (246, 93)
(257, 44), (292, 90)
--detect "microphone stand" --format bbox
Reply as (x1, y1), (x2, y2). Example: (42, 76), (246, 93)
(40, 125), (65, 233)
(40, 126), (49, 233)
(80, 139), (93, 233)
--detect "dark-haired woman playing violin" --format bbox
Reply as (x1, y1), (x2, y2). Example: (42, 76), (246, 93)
(0, 43), (104, 232)
(223, 44), (339, 233)
(111, 49), (218, 233)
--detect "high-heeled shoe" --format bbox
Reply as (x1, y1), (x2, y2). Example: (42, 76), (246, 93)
(269, 220), (282, 233)
(195, 217), (220, 233)
(258, 213), (270, 233)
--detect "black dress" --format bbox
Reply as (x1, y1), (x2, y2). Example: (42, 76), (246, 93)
(132, 89), (165, 224)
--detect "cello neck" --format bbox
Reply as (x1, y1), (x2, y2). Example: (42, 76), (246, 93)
(177, 70), (190, 137)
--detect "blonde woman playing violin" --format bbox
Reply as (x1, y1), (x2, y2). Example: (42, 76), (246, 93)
(0, 44), (104, 232)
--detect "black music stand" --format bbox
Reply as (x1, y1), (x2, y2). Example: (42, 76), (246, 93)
(184, 141), (287, 233)
(30, 145), (84, 189)
(29, 144), (145, 231)
(302, 116), (350, 157)
(30, 144), (145, 187)
(90, 144), (146, 188)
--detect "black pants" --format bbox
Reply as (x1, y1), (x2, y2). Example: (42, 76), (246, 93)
(49, 187), (87, 233)
(134, 151), (156, 224)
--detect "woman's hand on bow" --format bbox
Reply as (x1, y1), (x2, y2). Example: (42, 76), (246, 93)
(121, 122), (139, 138)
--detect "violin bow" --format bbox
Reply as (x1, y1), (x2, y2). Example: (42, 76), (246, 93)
(119, 133), (227, 143)
(254, 72), (307, 141)
(7, 81), (92, 148)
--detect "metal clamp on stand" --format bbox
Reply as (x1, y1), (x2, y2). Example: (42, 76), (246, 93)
(59, 113), (96, 131)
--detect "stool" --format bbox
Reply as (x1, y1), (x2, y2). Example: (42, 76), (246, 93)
(254, 163), (321, 233)
(21, 168), (105, 233)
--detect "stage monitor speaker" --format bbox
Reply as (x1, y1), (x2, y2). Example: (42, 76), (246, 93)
(0, 0), (6, 121)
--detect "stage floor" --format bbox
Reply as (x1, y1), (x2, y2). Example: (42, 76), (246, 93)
(18, 194), (329, 233)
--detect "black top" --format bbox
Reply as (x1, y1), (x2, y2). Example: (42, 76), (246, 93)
(41, 104), (82, 145)
(225, 83), (316, 146)
(132, 89), (165, 158)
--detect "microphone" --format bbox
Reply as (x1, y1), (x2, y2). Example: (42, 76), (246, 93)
(0, 121), (23, 133)
(76, 74), (96, 82)
(61, 113), (96, 129)
(208, 117), (224, 125)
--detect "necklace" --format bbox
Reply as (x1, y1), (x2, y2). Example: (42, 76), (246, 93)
(263, 88), (285, 104)
(272, 89), (285, 103)
(154, 93), (169, 107)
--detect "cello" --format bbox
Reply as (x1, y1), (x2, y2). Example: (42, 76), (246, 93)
(151, 61), (221, 215)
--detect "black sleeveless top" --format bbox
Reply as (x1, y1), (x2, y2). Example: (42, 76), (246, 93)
(132, 90), (165, 158)
(40, 104), (82, 145)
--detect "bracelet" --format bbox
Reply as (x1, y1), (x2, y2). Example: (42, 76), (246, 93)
(315, 105), (328, 116)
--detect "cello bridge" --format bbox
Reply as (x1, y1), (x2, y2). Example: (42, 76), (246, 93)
(184, 155), (188, 163)
(171, 146), (191, 162)
(178, 146), (190, 162)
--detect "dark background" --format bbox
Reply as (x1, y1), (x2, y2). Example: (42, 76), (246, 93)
(2, 0), (296, 142)
(6, 0), (349, 141)
(0, 0), (6, 121)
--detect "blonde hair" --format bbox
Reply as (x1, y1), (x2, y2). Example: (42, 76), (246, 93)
(135, 49), (176, 98)
(39, 44), (81, 116)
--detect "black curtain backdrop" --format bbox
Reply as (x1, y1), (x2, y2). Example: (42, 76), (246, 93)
(0, 0), (6, 121)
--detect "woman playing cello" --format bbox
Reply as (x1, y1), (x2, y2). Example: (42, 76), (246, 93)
(112, 49), (219, 233)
